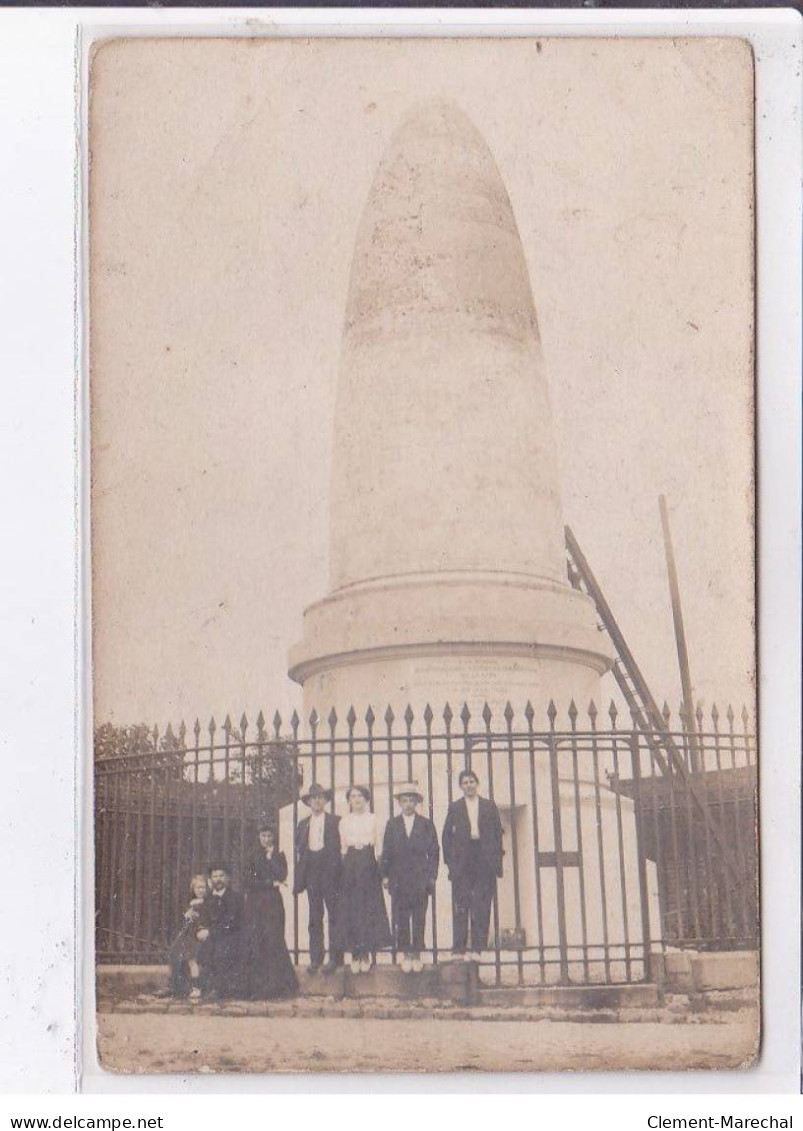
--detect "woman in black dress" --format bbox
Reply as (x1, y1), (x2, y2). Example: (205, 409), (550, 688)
(243, 825), (298, 999)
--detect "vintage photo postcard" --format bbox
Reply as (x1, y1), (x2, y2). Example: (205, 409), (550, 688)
(89, 35), (758, 1074)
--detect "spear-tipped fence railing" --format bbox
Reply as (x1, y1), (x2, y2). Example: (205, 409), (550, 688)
(94, 700), (757, 986)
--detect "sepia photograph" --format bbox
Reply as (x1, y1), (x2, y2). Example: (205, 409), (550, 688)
(89, 34), (758, 1075)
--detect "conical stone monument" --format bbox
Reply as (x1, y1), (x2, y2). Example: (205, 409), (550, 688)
(289, 101), (612, 718)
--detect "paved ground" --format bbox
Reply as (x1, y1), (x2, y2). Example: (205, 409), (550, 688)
(96, 1010), (759, 1075)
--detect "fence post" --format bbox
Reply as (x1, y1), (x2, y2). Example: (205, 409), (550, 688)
(630, 729), (653, 983)
(547, 700), (570, 983)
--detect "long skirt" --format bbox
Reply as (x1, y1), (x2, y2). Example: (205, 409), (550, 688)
(335, 847), (392, 955)
(243, 887), (298, 1000)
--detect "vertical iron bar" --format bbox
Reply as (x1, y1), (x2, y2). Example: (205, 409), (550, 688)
(159, 735), (172, 948)
(461, 703), (471, 775)
(504, 702), (524, 985)
(118, 754), (132, 954)
(365, 707), (376, 816)
(680, 708), (702, 941)
(424, 704), (437, 966)
(663, 704), (685, 944)
(525, 701), (546, 984)
(132, 737), (149, 955)
(291, 710), (301, 965)
(589, 702), (610, 982)
(727, 705), (748, 939)
(482, 704), (501, 986)
(107, 760), (122, 953)
(696, 705), (718, 942)
(710, 705), (733, 939)
(547, 702), (569, 983)
(404, 705), (414, 782)
(568, 701), (589, 982)
(146, 741), (158, 954)
(206, 719), (216, 871)
(239, 715), (248, 901)
(385, 706), (395, 963)
(444, 704), (454, 806)
(223, 716), (232, 882)
(630, 731), (653, 982)
(328, 709), (338, 818)
(173, 723), (186, 938)
(742, 706), (757, 937)
(308, 709), (319, 964)
(346, 707), (356, 788)
(648, 727), (665, 960)
(609, 704), (631, 982)
(97, 761), (112, 953)
(191, 720), (200, 875)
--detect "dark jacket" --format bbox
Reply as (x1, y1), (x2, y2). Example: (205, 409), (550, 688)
(442, 796), (504, 880)
(380, 813), (440, 897)
(246, 850), (288, 891)
(293, 811), (341, 895)
(197, 887), (244, 962)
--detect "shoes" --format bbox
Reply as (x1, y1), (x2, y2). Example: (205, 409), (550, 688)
(350, 957), (362, 974)
(411, 956), (424, 974)
(320, 961), (340, 975)
(400, 954), (412, 973)
(360, 957), (372, 974)
(188, 987), (202, 1002)
(306, 964), (321, 977)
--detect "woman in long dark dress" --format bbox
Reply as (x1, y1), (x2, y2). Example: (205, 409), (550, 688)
(243, 825), (298, 999)
(336, 785), (392, 973)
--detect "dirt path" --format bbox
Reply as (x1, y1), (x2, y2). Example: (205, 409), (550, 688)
(97, 1012), (758, 1075)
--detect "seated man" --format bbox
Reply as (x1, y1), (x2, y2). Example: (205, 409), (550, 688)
(195, 860), (244, 999)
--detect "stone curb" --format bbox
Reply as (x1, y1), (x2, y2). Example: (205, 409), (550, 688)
(99, 994), (756, 1025)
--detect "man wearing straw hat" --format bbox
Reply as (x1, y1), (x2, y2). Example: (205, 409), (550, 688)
(380, 781), (439, 973)
(293, 782), (343, 975)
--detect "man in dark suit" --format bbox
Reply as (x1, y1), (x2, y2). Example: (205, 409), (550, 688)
(442, 768), (504, 961)
(293, 782), (343, 974)
(195, 861), (244, 999)
(381, 781), (439, 973)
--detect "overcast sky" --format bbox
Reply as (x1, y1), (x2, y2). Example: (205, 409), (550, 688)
(90, 35), (755, 731)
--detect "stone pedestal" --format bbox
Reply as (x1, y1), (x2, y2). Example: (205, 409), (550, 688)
(298, 961), (479, 1005)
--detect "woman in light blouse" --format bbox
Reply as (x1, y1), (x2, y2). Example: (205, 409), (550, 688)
(335, 784), (392, 973)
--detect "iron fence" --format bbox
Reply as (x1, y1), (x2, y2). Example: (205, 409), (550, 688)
(94, 700), (757, 986)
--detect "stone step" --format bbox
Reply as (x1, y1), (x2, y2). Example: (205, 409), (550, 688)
(479, 983), (659, 1010)
(299, 962), (477, 1004)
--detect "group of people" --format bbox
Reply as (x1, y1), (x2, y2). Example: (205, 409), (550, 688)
(167, 768), (503, 1000)
(167, 827), (298, 1002)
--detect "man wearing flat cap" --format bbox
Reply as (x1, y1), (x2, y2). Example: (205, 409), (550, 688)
(293, 783), (343, 974)
(380, 782), (439, 973)
(442, 768), (504, 961)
